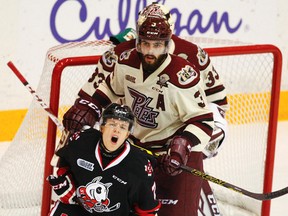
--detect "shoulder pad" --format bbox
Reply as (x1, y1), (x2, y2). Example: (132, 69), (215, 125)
(172, 35), (210, 69)
(163, 55), (200, 88)
(69, 128), (99, 142)
(196, 46), (210, 67)
(114, 39), (135, 54)
(118, 49), (140, 68)
(100, 40), (135, 70)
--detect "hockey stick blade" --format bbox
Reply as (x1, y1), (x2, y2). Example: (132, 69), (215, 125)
(180, 164), (288, 200)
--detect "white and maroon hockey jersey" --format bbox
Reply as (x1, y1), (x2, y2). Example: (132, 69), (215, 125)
(81, 35), (228, 112)
(88, 47), (214, 152)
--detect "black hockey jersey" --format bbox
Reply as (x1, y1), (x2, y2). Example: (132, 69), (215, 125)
(57, 128), (160, 215)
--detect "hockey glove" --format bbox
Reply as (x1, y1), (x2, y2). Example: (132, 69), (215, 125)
(203, 103), (227, 159)
(203, 126), (225, 159)
(47, 167), (77, 204)
(63, 97), (101, 132)
(159, 136), (193, 176)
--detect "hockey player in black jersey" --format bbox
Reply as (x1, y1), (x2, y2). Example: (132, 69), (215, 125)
(48, 103), (161, 216)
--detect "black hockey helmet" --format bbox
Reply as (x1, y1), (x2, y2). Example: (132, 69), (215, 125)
(101, 103), (135, 131)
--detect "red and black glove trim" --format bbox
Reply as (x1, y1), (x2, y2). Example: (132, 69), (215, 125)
(47, 167), (76, 204)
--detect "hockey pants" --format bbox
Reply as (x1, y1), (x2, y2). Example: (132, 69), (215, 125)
(155, 151), (203, 216)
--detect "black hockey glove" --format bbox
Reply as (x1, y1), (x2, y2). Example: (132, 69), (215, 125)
(63, 97), (101, 133)
(158, 136), (193, 176)
(47, 167), (76, 204)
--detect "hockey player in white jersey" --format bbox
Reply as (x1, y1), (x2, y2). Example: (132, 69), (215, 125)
(62, 4), (216, 215)
(62, 3), (228, 216)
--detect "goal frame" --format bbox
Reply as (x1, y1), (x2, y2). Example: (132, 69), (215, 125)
(40, 44), (282, 216)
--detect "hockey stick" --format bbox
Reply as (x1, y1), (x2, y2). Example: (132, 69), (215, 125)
(179, 164), (288, 201)
(7, 61), (65, 131)
(130, 142), (288, 201)
(7, 61), (70, 166)
(8, 61), (288, 200)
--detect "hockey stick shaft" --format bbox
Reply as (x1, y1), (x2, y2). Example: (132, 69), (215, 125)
(179, 164), (288, 200)
(7, 61), (69, 166)
(7, 61), (65, 131)
(130, 142), (288, 200)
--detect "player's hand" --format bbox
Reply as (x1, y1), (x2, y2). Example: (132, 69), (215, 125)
(158, 136), (193, 176)
(63, 97), (101, 132)
(47, 167), (76, 204)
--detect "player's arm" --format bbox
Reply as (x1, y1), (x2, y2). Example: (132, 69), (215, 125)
(47, 138), (78, 204)
(203, 102), (228, 159)
(47, 166), (77, 204)
(194, 45), (229, 111)
(62, 42), (129, 132)
(193, 46), (229, 157)
(202, 62), (229, 111)
(133, 158), (161, 216)
(160, 63), (214, 176)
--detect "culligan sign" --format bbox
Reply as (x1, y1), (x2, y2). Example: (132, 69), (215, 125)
(50, 0), (243, 43)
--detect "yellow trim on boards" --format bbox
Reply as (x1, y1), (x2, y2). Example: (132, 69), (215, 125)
(1, 91), (288, 142)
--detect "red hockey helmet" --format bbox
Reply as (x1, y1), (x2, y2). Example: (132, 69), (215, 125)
(137, 17), (172, 41)
(137, 3), (174, 41)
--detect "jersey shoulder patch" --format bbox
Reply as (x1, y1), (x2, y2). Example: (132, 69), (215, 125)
(163, 54), (200, 88)
(128, 145), (156, 178)
(69, 128), (100, 144)
(118, 48), (141, 69)
(100, 40), (135, 71)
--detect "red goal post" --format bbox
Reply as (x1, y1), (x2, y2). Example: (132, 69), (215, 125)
(41, 42), (282, 216)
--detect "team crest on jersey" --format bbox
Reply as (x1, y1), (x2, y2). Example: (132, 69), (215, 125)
(76, 176), (120, 213)
(156, 74), (169, 88)
(128, 87), (159, 128)
(102, 49), (118, 67)
(69, 131), (81, 141)
(145, 160), (153, 176)
(197, 46), (208, 66)
(119, 49), (132, 61)
(177, 65), (198, 85)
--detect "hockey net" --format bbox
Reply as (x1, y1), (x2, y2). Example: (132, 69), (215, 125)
(0, 38), (282, 216)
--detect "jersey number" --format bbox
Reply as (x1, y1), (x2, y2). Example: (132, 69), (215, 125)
(206, 67), (219, 88)
(194, 90), (205, 108)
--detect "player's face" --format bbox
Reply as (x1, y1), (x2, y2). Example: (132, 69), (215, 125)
(138, 39), (167, 68)
(101, 118), (130, 152)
